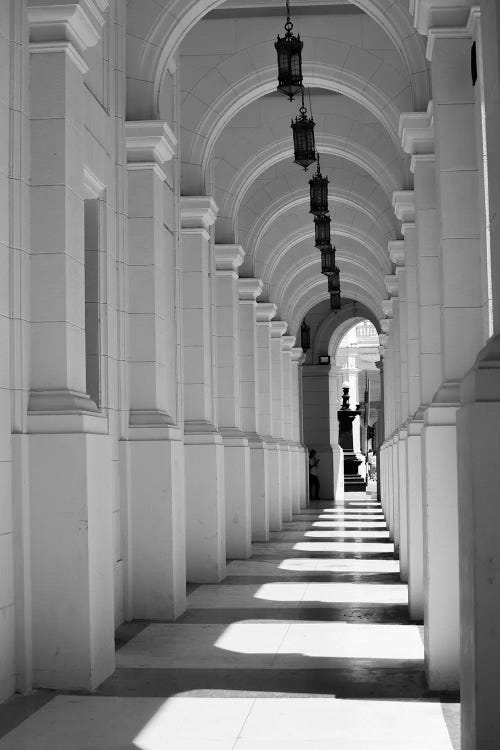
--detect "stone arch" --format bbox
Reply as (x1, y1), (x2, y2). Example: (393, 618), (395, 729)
(126, 0), (429, 119)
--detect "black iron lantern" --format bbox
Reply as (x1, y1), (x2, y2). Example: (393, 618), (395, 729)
(309, 157), (329, 215)
(314, 213), (331, 248)
(328, 265), (340, 291)
(291, 90), (316, 170)
(275, 1), (303, 101)
(300, 318), (311, 351)
(330, 290), (341, 311)
(321, 245), (336, 276)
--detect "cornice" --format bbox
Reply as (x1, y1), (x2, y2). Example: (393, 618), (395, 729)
(392, 191), (416, 223)
(410, 0), (472, 36)
(282, 335), (296, 353)
(399, 104), (434, 157)
(126, 121), (177, 166)
(270, 320), (288, 338)
(180, 196), (218, 229)
(385, 275), (399, 297)
(382, 299), (394, 318)
(238, 277), (263, 301)
(256, 302), (277, 323)
(291, 347), (306, 364)
(215, 244), (245, 272)
(388, 240), (405, 267)
(27, 0), (105, 52)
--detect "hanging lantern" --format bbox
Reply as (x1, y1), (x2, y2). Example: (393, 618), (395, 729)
(309, 157), (329, 215)
(330, 290), (341, 311)
(314, 213), (331, 248)
(300, 318), (311, 351)
(328, 267), (340, 294)
(291, 90), (316, 170)
(321, 245), (336, 276)
(275, 1), (303, 101)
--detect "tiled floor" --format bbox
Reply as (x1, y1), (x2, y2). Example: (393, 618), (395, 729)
(0, 494), (460, 749)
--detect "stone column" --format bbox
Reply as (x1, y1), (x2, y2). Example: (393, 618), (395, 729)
(27, 0), (115, 690)
(215, 246), (251, 560)
(181, 196), (225, 583)
(420, 21), (483, 690)
(235, 276), (263, 556)
(254, 302), (277, 540)
(126, 121), (186, 620)
(291, 347), (306, 512)
(280, 336), (295, 522)
(455, 5), (500, 747)
(269, 320), (287, 529)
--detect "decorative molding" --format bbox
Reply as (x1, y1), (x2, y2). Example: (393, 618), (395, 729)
(29, 40), (88, 74)
(401, 222), (416, 237)
(410, 0), (472, 36)
(291, 346), (306, 364)
(388, 240), (405, 267)
(282, 335), (296, 353)
(215, 244), (245, 272)
(83, 166), (105, 198)
(399, 104), (434, 157)
(380, 318), (391, 333)
(27, 0), (106, 52)
(411, 152), (436, 174)
(270, 320), (288, 338)
(238, 277), (263, 301)
(392, 191), (416, 223)
(382, 299), (394, 318)
(379, 333), (388, 347)
(385, 275), (399, 297)
(126, 121), (177, 165)
(427, 23), (473, 61)
(256, 302), (277, 323)
(180, 196), (218, 229)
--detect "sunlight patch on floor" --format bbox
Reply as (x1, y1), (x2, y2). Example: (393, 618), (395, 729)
(293, 541), (394, 553)
(304, 529), (390, 539)
(278, 558), (400, 573)
(253, 581), (407, 604)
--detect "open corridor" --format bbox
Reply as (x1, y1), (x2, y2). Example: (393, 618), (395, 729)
(0, 494), (459, 749)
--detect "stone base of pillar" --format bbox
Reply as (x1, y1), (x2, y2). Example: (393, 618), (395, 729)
(422, 390), (460, 690)
(267, 440), (282, 531)
(29, 430), (115, 691)
(398, 428), (408, 582)
(222, 429), (251, 560)
(332, 445), (344, 501)
(458, 336), (500, 748)
(184, 425), (226, 583)
(406, 417), (424, 622)
(128, 427), (186, 620)
(279, 442), (292, 522)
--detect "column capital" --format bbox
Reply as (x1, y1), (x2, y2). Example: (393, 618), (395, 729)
(410, 0), (473, 36)
(382, 299), (394, 318)
(282, 335), (296, 353)
(215, 244), (245, 273)
(256, 302), (277, 323)
(401, 222), (416, 238)
(385, 275), (399, 297)
(270, 320), (288, 338)
(291, 347), (306, 364)
(425, 6), (479, 61)
(27, 0), (107, 55)
(380, 318), (392, 334)
(181, 196), (218, 230)
(388, 240), (405, 267)
(399, 104), (434, 159)
(392, 191), (415, 223)
(238, 277), (263, 301)
(126, 121), (177, 168)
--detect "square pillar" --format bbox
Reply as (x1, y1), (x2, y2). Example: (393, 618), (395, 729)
(181, 197), (226, 582)
(126, 121), (186, 620)
(27, 2), (115, 691)
(291, 347), (307, 512)
(253, 303), (277, 541)
(280, 335), (295, 522)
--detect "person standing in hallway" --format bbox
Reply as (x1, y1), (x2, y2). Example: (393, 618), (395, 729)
(309, 449), (320, 500)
